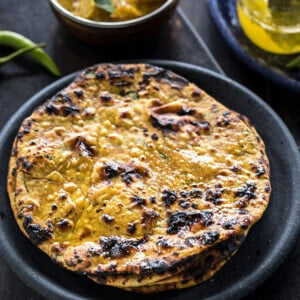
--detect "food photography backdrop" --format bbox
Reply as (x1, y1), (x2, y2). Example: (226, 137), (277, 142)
(0, 0), (299, 299)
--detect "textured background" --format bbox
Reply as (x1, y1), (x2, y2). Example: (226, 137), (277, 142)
(0, 0), (299, 299)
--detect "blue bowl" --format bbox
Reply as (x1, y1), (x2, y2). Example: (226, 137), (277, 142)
(207, 0), (300, 93)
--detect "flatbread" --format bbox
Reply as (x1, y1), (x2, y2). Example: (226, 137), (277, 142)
(7, 63), (271, 291)
(89, 234), (246, 290)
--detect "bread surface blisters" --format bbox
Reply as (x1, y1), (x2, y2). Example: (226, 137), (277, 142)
(7, 64), (271, 293)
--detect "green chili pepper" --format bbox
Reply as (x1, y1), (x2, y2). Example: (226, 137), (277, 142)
(0, 31), (60, 76)
(0, 43), (46, 66)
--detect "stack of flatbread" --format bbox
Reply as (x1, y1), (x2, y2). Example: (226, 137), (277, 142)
(7, 64), (271, 293)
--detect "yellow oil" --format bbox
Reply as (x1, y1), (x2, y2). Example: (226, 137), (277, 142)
(237, 0), (300, 54)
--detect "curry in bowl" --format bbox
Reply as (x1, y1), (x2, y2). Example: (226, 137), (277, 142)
(58, 0), (166, 21)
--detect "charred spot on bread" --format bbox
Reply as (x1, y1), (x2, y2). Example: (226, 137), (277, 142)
(23, 215), (52, 245)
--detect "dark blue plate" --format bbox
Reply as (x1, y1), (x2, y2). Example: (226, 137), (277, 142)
(0, 61), (300, 300)
(207, 0), (300, 93)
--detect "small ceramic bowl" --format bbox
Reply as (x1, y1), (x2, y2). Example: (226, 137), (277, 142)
(49, 0), (179, 45)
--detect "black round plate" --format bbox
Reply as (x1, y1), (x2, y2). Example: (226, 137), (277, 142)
(207, 0), (300, 93)
(0, 60), (300, 300)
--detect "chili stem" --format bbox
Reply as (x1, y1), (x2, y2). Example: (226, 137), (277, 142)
(0, 31), (60, 76)
(0, 43), (46, 66)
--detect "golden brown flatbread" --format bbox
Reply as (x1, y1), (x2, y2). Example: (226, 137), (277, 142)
(89, 234), (246, 290)
(7, 63), (271, 292)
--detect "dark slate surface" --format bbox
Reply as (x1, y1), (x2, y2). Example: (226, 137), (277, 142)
(0, 0), (299, 299)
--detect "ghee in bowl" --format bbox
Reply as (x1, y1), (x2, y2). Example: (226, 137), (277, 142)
(58, 0), (166, 22)
(237, 0), (300, 54)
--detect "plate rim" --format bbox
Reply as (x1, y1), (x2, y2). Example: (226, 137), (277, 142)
(206, 0), (300, 94)
(0, 59), (300, 300)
